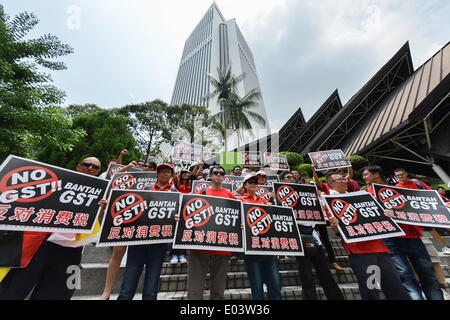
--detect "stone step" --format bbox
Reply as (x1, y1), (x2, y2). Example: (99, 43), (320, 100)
(73, 260), (450, 297)
(72, 284), (374, 300)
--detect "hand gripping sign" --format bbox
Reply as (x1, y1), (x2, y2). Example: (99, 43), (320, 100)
(97, 189), (181, 247)
(242, 203), (304, 256)
(373, 184), (450, 228)
(322, 191), (405, 243)
(308, 149), (351, 172)
(273, 182), (326, 225)
(0, 155), (109, 233)
(173, 194), (244, 252)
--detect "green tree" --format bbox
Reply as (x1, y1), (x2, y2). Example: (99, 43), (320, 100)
(205, 66), (265, 149)
(348, 155), (369, 171)
(0, 6), (84, 161)
(65, 104), (103, 118)
(119, 100), (169, 161)
(38, 110), (141, 171)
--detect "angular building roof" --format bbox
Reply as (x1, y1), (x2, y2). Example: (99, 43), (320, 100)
(344, 41), (450, 156)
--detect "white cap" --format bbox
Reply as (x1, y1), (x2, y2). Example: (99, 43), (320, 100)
(202, 168), (210, 175)
(256, 170), (267, 176)
(243, 173), (258, 183)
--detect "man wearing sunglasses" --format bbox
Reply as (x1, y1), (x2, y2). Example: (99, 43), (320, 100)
(187, 165), (236, 300)
(0, 156), (104, 300)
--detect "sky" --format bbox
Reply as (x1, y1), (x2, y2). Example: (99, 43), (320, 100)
(2, 0), (449, 133)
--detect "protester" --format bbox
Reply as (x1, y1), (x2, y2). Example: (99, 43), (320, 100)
(187, 165), (235, 300)
(362, 165), (443, 300)
(232, 165), (242, 176)
(237, 173), (283, 300)
(291, 169), (301, 183)
(279, 173), (344, 300)
(326, 171), (410, 300)
(436, 187), (449, 202)
(0, 157), (105, 300)
(99, 160), (139, 300)
(394, 168), (449, 299)
(115, 163), (177, 300)
(170, 168), (192, 264)
(279, 171), (295, 183)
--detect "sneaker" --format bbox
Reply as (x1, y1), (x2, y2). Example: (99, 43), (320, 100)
(170, 255), (179, 264)
(179, 255), (187, 264)
(441, 246), (450, 255)
(442, 288), (450, 300)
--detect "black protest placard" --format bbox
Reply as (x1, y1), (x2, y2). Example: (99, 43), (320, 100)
(373, 184), (450, 228)
(266, 175), (280, 186)
(191, 180), (233, 194)
(242, 203), (304, 256)
(224, 175), (245, 191)
(0, 155), (109, 233)
(105, 171), (158, 199)
(173, 194), (243, 252)
(97, 189), (181, 247)
(172, 142), (203, 163)
(308, 149), (351, 172)
(263, 153), (289, 171)
(273, 182), (326, 225)
(255, 185), (275, 204)
(105, 163), (142, 180)
(323, 191), (405, 243)
(242, 151), (261, 167)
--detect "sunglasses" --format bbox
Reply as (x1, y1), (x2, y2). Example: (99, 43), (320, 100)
(211, 171), (225, 176)
(80, 162), (100, 170)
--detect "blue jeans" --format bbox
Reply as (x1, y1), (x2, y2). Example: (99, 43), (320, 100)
(243, 255), (282, 300)
(117, 243), (168, 300)
(383, 238), (443, 300)
(348, 252), (410, 300)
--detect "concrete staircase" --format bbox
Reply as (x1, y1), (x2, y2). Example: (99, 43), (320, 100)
(72, 228), (450, 300)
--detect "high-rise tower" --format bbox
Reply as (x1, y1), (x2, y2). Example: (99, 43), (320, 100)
(170, 3), (270, 149)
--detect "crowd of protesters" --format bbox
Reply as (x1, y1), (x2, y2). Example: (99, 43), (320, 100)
(0, 148), (449, 301)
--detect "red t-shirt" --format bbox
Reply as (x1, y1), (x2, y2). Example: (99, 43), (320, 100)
(195, 187), (235, 256)
(367, 184), (423, 239)
(237, 193), (268, 205)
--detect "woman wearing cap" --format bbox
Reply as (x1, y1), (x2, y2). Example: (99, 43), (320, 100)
(237, 173), (283, 300)
(116, 163), (178, 300)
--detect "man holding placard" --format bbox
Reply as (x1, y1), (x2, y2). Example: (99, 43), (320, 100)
(0, 156), (107, 300)
(362, 165), (443, 300)
(186, 165), (237, 300)
(325, 171), (409, 300)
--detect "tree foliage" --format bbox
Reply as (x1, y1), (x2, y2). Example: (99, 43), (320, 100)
(38, 108), (141, 171)
(0, 6), (84, 162)
(281, 151), (304, 168)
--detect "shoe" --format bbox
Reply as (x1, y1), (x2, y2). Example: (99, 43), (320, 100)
(442, 288), (450, 300)
(441, 246), (450, 255)
(170, 255), (179, 264)
(179, 255), (187, 264)
(330, 262), (344, 271)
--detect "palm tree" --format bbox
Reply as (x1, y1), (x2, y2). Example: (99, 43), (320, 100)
(204, 66), (266, 150)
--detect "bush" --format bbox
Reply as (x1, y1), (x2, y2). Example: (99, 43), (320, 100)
(348, 155), (369, 171)
(280, 152), (304, 168)
(297, 163), (312, 177)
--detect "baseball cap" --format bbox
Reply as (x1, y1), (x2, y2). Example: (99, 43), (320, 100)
(256, 170), (267, 176)
(243, 173), (258, 183)
(156, 163), (174, 173)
